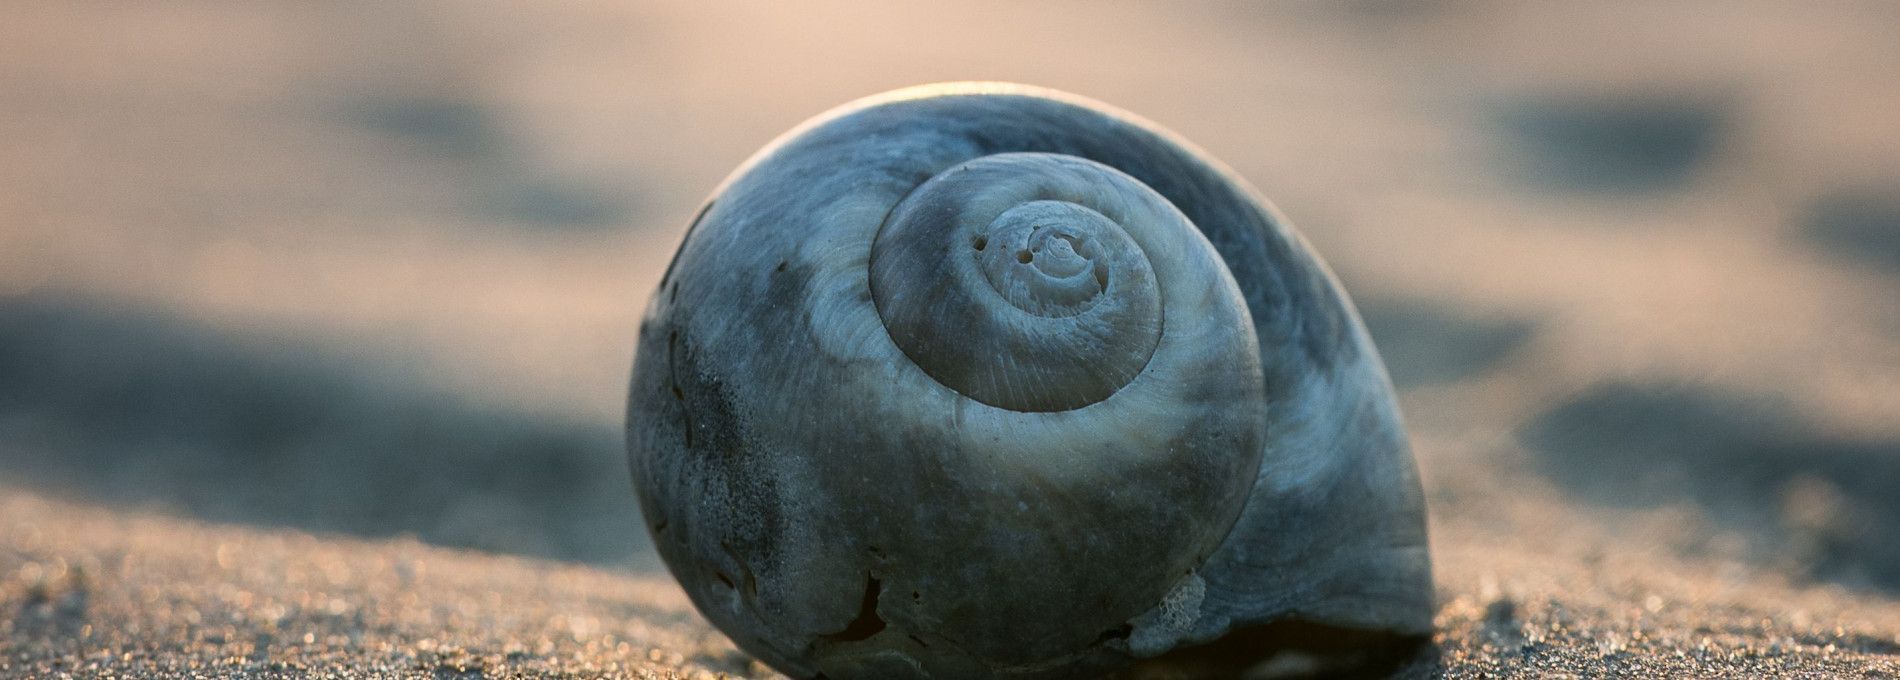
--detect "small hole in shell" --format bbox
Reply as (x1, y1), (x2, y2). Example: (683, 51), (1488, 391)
(1017, 250), (1033, 264)
(972, 235), (987, 251)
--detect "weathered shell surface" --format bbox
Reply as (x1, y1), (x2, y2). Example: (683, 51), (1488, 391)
(627, 83), (1432, 679)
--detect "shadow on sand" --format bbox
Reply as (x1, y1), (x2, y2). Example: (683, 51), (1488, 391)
(1494, 92), (1729, 195)
(1800, 187), (1900, 276)
(344, 93), (637, 229)
(1522, 382), (1900, 591)
(1355, 296), (1536, 389)
(0, 292), (646, 567)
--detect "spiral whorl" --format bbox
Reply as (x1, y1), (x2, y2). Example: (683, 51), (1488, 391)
(869, 153), (1181, 412)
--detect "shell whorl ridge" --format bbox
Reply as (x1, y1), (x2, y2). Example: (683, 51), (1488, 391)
(628, 83), (1433, 679)
(871, 153), (1182, 412)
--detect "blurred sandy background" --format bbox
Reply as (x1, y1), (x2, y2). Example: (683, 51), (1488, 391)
(4, 1), (1900, 676)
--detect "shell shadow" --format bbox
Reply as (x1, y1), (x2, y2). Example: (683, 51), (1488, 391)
(1492, 91), (1729, 195)
(0, 292), (648, 567)
(1117, 620), (1433, 679)
(1354, 296), (1535, 389)
(1521, 382), (1900, 591)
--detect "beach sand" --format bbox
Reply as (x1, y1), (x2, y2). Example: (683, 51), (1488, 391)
(4, 1), (1899, 676)
(8, 488), (1900, 677)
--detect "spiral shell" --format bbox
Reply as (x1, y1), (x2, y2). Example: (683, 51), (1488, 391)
(627, 83), (1432, 678)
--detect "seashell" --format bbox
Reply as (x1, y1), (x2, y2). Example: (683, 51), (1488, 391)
(626, 83), (1432, 679)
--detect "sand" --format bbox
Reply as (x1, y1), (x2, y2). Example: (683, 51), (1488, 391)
(7, 488), (1900, 678)
(3, 1), (1900, 677)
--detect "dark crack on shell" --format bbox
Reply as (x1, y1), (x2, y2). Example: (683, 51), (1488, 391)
(820, 576), (887, 644)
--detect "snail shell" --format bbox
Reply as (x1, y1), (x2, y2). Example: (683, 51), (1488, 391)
(627, 83), (1432, 678)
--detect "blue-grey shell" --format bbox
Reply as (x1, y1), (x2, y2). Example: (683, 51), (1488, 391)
(626, 83), (1431, 679)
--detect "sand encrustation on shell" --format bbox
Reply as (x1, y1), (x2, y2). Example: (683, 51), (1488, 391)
(626, 82), (1432, 679)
